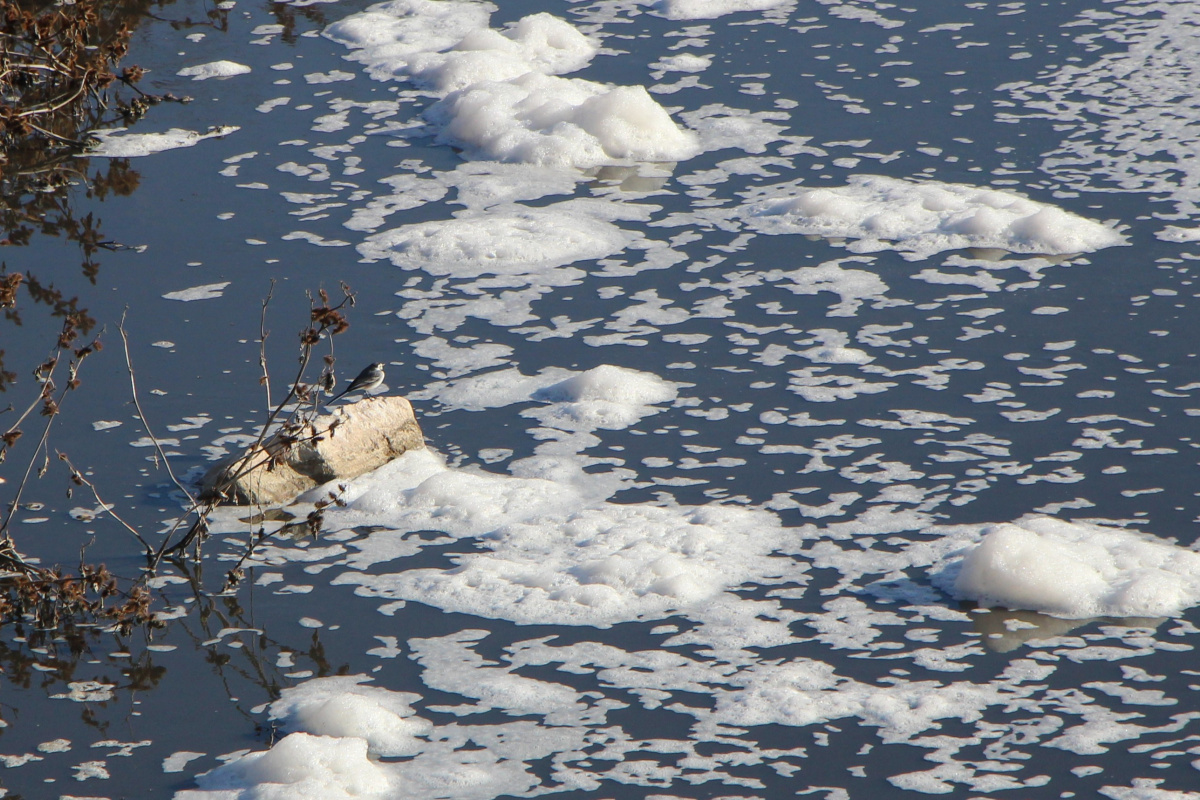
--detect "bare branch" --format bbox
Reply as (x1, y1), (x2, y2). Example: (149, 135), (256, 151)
(57, 451), (153, 555)
(259, 280), (275, 413)
(117, 311), (197, 510)
(157, 285), (356, 558)
(0, 327), (96, 541)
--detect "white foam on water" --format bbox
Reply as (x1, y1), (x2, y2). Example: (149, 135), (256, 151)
(651, 53), (712, 75)
(296, 364), (806, 632)
(163, 751), (205, 773)
(357, 206), (635, 277)
(342, 161), (588, 244)
(426, 76), (699, 167)
(743, 175), (1127, 261)
(269, 676), (432, 756)
(794, 328), (873, 365)
(183, 731), (393, 798)
(1156, 226), (1200, 243)
(767, 257), (891, 318)
(334, 475), (799, 628)
(168, 3), (1200, 796)
(410, 363), (683, 436)
(179, 619), (1091, 800)
(440, 162), (580, 210)
(1099, 781), (1200, 800)
(176, 60), (251, 80)
(162, 282), (231, 302)
(180, 670), (586, 800)
(932, 516), (1200, 618)
(188, 358), (1200, 798)
(411, 366), (570, 410)
(653, 0), (794, 20)
(814, 0), (904, 29)
(528, 364), (682, 430)
(88, 127), (240, 158)
(1004, 2), (1200, 218)
(325, 0), (699, 168)
(411, 337), (512, 377)
(304, 69), (355, 84)
(680, 103), (790, 156)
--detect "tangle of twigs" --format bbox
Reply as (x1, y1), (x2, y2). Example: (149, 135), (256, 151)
(0, 284), (356, 633)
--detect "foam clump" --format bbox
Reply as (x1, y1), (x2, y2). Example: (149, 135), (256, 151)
(939, 517), (1200, 618)
(180, 676), (435, 798)
(270, 676), (432, 757)
(744, 175), (1127, 260)
(176, 60), (251, 80)
(324, 0), (491, 71)
(536, 364), (677, 406)
(326, 0), (698, 168)
(182, 732), (393, 800)
(530, 365), (680, 430)
(178, 672), (563, 799)
(424, 13), (596, 92)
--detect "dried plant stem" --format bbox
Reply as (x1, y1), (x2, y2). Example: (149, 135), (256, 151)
(57, 452), (153, 554)
(0, 346), (93, 543)
(1, 363), (63, 463)
(16, 70), (93, 118)
(1, 406), (58, 538)
(23, 121), (85, 146)
(152, 284), (355, 559)
(228, 284), (355, 465)
(259, 280), (275, 412)
(117, 312), (197, 509)
(158, 410), (342, 560)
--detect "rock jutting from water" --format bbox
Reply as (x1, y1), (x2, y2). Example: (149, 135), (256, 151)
(199, 396), (425, 506)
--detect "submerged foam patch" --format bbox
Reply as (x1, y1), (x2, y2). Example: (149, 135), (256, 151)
(357, 208), (633, 276)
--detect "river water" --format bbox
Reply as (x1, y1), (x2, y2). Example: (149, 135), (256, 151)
(4, 0), (1200, 797)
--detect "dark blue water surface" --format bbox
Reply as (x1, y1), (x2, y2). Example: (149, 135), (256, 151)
(4, 0), (1200, 798)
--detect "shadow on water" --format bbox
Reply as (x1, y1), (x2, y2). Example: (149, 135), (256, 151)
(969, 606), (1165, 654)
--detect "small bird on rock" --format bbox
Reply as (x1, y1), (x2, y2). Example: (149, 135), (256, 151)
(329, 362), (386, 403)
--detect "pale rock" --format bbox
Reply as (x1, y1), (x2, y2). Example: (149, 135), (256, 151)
(200, 397), (424, 506)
